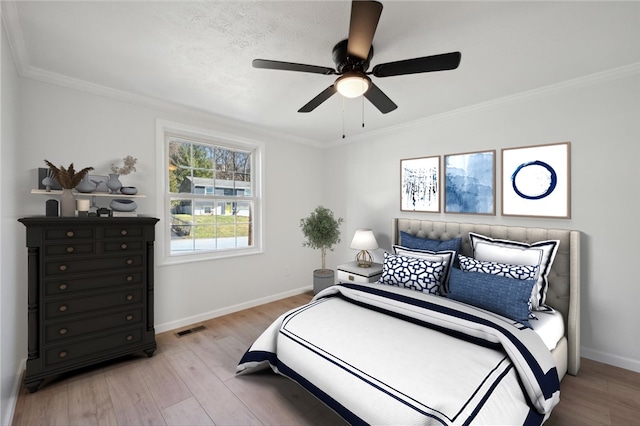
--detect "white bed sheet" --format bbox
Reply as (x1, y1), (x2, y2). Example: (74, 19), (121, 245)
(531, 310), (565, 351)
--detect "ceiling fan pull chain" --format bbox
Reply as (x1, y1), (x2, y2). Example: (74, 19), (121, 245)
(362, 92), (365, 128)
(342, 97), (346, 139)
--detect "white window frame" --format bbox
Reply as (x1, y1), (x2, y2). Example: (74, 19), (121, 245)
(156, 120), (263, 265)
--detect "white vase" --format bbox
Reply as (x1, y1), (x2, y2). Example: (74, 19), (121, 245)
(106, 173), (122, 193)
(60, 189), (76, 217)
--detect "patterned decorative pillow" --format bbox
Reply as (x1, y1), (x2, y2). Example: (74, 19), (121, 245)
(468, 232), (559, 311)
(378, 252), (446, 295)
(400, 232), (462, 267)
(458, 255), (539, 280)
(447, 268), (535, 327)
(392, 245), (455, 293)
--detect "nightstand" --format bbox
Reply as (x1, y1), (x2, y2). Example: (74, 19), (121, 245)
(337, 261), (383, 284)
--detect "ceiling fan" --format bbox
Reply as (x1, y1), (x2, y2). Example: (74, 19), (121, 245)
(252, 0), (461, 114)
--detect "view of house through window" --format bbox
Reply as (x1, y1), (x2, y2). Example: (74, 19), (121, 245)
(167, 136), (256, 256)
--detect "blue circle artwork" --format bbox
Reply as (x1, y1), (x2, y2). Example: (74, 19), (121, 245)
(511, 160), (557, 200)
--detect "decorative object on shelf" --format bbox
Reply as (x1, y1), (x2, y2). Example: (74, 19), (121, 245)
(75, 174), (99, 193)
(76, 199), (90, 216)
(444, 150), (495, 215)
(401, 156), (441, 213)
(110, 199), (137, 212)
(350, 229), (379, 268)
(44, 160), (94, 189)
(38, 168), (62, 191)
(120, 186), (138, 195)
(300, 206), (343, 293)
(45, 199), (58, 217)
(44, 160), (94, 217)
(106, 173), (122, 193)
(59, 189), (76, 217)
(41, 170), (55, 192)
(110, 155), (137, 175)
(501, 142), (571, 219)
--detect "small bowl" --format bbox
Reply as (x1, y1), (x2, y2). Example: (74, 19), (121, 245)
(110, 199), (137, 212)
(120, 186), (138, 195)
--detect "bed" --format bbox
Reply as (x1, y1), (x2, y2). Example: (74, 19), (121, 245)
(237, 219), (580, 425)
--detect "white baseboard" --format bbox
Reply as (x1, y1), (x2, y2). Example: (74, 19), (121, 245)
(581, 346), (640, 373)
(155, 285), (312, 334)
(5, 358), (26, 426)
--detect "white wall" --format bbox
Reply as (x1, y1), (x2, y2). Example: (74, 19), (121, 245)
(324, 71), (640, 372)
(1, 15), (25, 426)
(15, 77), (326, 332)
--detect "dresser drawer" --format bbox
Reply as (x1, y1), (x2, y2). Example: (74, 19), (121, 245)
(44, 243), (95, 256)
(44, 327), (143, 367)
(45, 271), (143, 296)
(44, 308), (143, 343)
(45, 227), (94, 241)
(103, 240), (144, 253)
(45, 255), (143, 275)
(103, 226), (144, 238)
(44, 288), (143, 319)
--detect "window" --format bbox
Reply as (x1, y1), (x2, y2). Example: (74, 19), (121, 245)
(156, 120), (262, 264)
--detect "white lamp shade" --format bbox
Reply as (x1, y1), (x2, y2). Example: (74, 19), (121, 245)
(350, 229), (379, 250)
(335, 73), (371, 98)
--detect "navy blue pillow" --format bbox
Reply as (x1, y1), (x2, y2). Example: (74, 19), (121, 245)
(446, 268), (535, 327)
(400, 232), (462, 267)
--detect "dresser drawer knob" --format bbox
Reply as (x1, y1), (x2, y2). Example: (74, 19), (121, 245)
(121, 243), (128, 250)
(126, 314), (134, 321)
(121, 230), (128, 236)
(59, 305), (68, 312)
(66, 231), (74, 238)
(59, 283), (68, 291)
(59, 328), (68, 335)
(126, 259), (133, 265)
(126, 294), (134, 301)
(59, 350), (68, 358)
(66, 246), (75, 253)
(126, 335), (133, 341)
(126, 275), (133, 282)
(59, 264), (68, 272)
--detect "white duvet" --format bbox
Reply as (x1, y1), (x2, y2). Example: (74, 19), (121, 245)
(237, 283), (560, 425)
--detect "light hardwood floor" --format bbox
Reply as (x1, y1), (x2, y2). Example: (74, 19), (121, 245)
(12, 291), (640, 426)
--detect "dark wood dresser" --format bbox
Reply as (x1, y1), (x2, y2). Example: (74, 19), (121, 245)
(18, 216), (160, 392)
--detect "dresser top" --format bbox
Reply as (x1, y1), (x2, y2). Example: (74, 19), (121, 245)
(19, 216), (160, 226)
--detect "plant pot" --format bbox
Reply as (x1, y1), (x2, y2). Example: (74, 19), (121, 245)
(313, 269), (335, 294)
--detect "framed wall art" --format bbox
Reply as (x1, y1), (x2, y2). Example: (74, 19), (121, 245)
(502, 142), (571, 218)
(444, 150), (495, 215)
(400, 155), (440, 213)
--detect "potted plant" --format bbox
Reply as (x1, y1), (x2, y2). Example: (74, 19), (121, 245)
(300, 206), (344, 293)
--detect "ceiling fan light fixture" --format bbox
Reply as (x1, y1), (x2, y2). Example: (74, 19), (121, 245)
(335, 73), (371, 98)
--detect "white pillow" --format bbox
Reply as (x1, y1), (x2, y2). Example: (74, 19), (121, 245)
(468, 232), (559, 310)
(392, 245), (455, 293)
(378, 252), (446, 295)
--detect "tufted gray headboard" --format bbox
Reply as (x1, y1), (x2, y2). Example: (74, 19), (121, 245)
(392, 218), (581, 376)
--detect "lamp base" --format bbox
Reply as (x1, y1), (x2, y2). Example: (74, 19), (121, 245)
(356, 250), (373, 268)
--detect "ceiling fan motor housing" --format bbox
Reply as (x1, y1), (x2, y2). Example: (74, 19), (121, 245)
(332, 39), (373, 74)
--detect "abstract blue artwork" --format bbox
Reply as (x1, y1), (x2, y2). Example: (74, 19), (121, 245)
(502, 142), (570, 218)
(444, 150), (495, 215)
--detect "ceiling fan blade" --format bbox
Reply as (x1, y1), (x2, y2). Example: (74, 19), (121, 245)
(298, 85), (338, 113)
(372, 52), (461, 77)
(364, 82), (397, 114)
(347, 0), (383, 60)
(253, 59), (336, 75)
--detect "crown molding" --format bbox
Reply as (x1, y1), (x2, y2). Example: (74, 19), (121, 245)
(327, 61), (640, 147)
(1, 1), (29, 74)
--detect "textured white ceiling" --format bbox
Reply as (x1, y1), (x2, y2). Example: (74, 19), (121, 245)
(6, 1), (640, 144)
